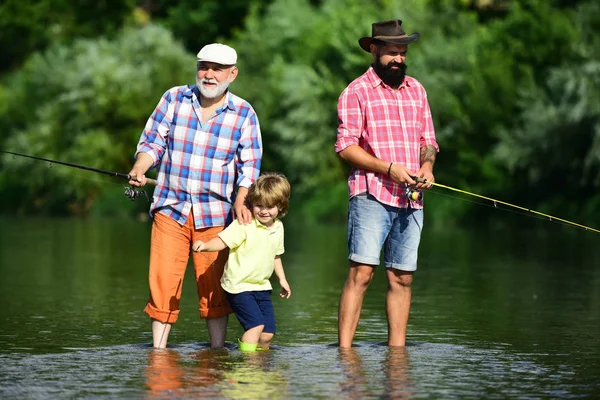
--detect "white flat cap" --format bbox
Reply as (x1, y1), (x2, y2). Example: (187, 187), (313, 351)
(196, 43), (237, 65)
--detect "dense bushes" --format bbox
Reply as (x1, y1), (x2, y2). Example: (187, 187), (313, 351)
(1, 0), (598, 226)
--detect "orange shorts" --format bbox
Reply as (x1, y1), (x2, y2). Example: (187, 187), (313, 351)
(143, 212), (232, 323)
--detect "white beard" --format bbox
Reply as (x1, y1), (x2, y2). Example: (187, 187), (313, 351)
(196, 76), (231, 99)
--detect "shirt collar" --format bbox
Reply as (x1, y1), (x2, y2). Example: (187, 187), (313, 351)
(366, 66), (411, 90)
(252, 217), (282, 232)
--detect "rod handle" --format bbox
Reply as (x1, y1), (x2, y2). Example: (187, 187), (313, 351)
(127, 174), (157, 186)
(410, 176), (428, 184)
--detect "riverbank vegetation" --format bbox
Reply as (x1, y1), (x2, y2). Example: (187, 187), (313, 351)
(1, 0), (598, 228)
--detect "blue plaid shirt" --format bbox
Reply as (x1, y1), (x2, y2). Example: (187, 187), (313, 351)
(136, 85), (262, 228)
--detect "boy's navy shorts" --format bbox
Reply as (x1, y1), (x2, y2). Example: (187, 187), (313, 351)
(225, 290), (276, 334)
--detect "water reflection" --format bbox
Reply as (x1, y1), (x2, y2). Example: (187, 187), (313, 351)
(1, 218), (600, 398)
(146, 349), (184, 397)
(338, 346), (414, 399)
(189, 347), (228, 390)
(338, 347), (369, 398)
(217, 351), (289, 399)
(146, 347), (226, 398)
(145, 347), (289, 399)
(383, 347), (413, 399)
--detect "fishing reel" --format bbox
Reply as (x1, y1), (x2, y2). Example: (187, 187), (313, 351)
(404, 187), (423, 202)
(124, 186), (150, 202)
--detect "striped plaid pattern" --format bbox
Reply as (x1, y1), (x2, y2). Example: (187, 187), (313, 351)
(335, 67), (438, 209)
(136, 85), (262, 228)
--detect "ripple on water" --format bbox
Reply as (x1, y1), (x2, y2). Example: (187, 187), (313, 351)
(0, 338), (597, 398)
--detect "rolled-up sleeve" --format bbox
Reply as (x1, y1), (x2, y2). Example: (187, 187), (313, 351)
(335, 88), (363, 153)
(135, 90), (173, 168)
(418, 89), (439, 152)
(236, 110), (262, 188)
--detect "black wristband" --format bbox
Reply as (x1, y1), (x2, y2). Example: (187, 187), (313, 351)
(387, 162), (393, 177)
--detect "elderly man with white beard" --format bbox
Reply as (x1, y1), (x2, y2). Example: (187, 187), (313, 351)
(128, 43), (263, 349)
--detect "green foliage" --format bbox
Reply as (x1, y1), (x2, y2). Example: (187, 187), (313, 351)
(0, 0), (598, 228)
(147, 0), (269, 54)
(0, 0), (136, 74)
(404, 0), (498, 217)
(0, 24), (194, 215)
(407, 0), (596, 225)
(493, 1), (600, 222)
(229, 0), (430, 220)
(229, 0), (586, 222)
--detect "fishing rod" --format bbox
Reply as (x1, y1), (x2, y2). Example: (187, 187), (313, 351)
(407, 176), (600, 234)
(0, 150), (156, 201)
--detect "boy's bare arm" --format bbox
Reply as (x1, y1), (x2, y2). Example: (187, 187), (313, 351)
(274, 256), (291, 298)
(192, 237), (228, 252)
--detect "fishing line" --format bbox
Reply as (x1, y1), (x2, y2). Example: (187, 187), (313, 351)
(424, 187), (583, 229)
(411, 177), (600, 234)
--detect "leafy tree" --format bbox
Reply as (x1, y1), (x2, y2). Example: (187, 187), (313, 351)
(228, 0), (435, 221)
(493, 1), (600, 222)
(0, 24), (195, 215)
(0, 0), (136, 74)
(408, 0), (588, 226)
(144, 0), (271, 54)
(225, 0), (597, 225)
(1, 0), (597, 227)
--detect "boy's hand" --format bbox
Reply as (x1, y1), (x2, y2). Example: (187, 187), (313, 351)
(192, 240), (205, 252)
(279, 279), (291, 298)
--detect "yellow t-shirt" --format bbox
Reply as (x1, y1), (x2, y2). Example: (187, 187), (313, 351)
(219, 218), (285, 294)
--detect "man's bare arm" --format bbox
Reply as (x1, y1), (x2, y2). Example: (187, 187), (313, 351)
(338, 145), (416, 185)
(416, 145), (437, 188)
(420, 145), (437, 168)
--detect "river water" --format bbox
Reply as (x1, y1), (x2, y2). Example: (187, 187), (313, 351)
(0, 215), (598, 398)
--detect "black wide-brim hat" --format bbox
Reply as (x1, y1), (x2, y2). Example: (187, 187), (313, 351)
(359, 19), (420, 52)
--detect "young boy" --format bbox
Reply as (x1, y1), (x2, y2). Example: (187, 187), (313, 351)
(192, 172), (291, 352)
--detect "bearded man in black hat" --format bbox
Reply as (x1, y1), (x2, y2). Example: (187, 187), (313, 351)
(335, 20), (440, 348)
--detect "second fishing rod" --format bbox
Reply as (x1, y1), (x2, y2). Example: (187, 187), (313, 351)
(404, 175), (600, 234)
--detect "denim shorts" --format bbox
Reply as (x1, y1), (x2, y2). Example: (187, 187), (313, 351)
(225, 290), (276, 334)
(347, 194), (423, 271)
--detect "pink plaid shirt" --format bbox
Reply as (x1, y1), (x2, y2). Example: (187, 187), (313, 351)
(335, 67), (439, 209)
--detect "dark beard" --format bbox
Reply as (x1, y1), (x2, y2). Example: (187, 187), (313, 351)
(373, 58), (407, 88)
